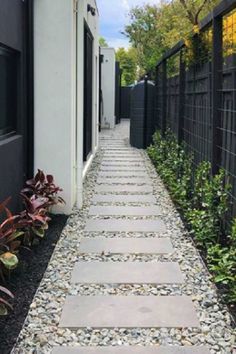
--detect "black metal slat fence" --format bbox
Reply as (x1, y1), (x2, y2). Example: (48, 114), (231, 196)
(154, 0), (236, 223)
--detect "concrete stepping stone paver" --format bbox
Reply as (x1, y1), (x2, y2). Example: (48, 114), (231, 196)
(59, 296), (200, 328)
(52, 347), (210, 354)
(100, 167), (147, 172)
(85, 219), (166, 232)
(96, 177), (152, 185)
(92, 194), (156, 203)
(89, 205), (161, 216)
(101, 163), (144, 167)
(102, 158), (143, 162)
(79, 237), (173, 254)
(98, 172), (148, 177)
(71, 262), (184, 284)
(95, 185), (153, 193)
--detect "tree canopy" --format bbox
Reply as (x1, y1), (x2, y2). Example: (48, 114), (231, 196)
(124, 0), (220, 75)
(99, 37), (108, 47)
(116, 47), (138, 86)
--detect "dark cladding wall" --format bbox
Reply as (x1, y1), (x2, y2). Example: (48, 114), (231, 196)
(0, 136), (23, 211)
(0, 0), (33, 211)
(120, 87), (132, 118)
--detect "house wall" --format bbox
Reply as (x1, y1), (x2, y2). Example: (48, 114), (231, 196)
(101, 48), (116, 129)
(34, 0), (99, 214)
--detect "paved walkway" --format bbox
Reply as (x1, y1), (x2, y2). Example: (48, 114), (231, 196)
(14, 120), (235, 353)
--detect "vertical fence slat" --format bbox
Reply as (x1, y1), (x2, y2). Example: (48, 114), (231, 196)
(212, 15), (223, 174)
(162, 60), (167, 134)
(178, 50), (185, 144)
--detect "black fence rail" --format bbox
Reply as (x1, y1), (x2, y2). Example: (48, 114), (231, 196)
(154, 0), (236, 222)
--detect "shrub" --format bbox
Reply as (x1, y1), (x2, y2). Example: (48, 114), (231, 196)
(207, 218), (236, 305)
(148, 129), (235, 308)
(147, 130), (193, 211)
(186, 162), (230, 248)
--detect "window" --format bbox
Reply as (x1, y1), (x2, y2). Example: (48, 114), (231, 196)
(0, 47), (18, 137)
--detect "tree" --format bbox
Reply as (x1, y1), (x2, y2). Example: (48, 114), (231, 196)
(99, 37), (108, 47)
(124, 0), (220, 75)
(124, 5), (163, 76)
(178, 0), (219, 25)
(116, 47), (138, 86)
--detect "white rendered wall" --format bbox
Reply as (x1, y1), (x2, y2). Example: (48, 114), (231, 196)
(34, 0), (99, 214)
(34, 0), (76, 214)
(101, 48), (116, 129)
(76, 0), (99, 208)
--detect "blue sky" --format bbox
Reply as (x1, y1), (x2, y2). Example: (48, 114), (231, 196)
(97, 0), (159, 49)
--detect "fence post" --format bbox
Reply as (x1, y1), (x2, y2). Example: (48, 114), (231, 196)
(161, 59), (167, 134)
(212, 14), (223, 175)
(178, 50), (185, 144)
(144, 75), (148, 148)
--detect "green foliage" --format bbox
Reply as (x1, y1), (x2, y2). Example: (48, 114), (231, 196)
(148, 129), (235, 307)
(147, 130), (192, 211)
(99, 37), (108, 47)
(124, 0), (220, 75)
(116, 47), (138, 86)
(186, 162), (230, 247)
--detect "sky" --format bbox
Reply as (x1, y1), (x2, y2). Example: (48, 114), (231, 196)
(96, 0), (159, 49)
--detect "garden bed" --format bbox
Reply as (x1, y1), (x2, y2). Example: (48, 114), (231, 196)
(0, 214), (68, 354)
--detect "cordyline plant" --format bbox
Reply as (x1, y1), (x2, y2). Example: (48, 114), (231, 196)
(22, 169), (64, 209)
(0, 285), (14, 316)
(0, 198), (23, 278)
(18, 193), (51, 246)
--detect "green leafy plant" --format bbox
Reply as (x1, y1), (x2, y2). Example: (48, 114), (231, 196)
(0, 285), (14, 316)
(148, 129), (193, 211)
(186, 162), (230, 248)
(148, 128), (235, 308)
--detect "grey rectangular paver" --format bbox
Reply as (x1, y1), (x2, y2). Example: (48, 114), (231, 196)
(103, 153), (141, 156)
(59, 296), (200, 328)
(98, 172), (148, 177)
(85, 219), (166, 232)
(102, 158), (143, 162)
(71, 262), (183, 284)
(89, 206), (161, 216)
(100, 167), (146, 172)
(97, 178), (152, 185)
(79, 237), (173, 254)
(95, 185), (153, 193)
(92, 194), (156, 203)
(101, 163), (144, 167)
(52, 346), (210, 354)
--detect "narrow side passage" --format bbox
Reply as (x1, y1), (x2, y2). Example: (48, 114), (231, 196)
(14, 120), (234, 354)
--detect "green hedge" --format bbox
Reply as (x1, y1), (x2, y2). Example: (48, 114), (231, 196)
(147, 129), (236, 306)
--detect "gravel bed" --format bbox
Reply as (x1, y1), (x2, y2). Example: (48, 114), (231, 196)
(12, 124), (235, 354)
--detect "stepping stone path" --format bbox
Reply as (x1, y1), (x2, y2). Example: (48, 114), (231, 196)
(15, 122), (233, 353)
(55, 128), (211, 353)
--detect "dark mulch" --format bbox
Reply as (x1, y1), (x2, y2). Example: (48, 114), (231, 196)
(0, 214), (68, 354)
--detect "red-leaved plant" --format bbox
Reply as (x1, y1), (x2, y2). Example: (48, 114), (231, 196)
(0, 285), (14, 316)
(0, 198), (23, 279)
(18, 194), (51, 245)
(22, 169), (64, 209)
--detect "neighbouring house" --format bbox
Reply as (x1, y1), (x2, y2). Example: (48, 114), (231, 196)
(100, 47), (116, 129)
(0, 0), (100, 214)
